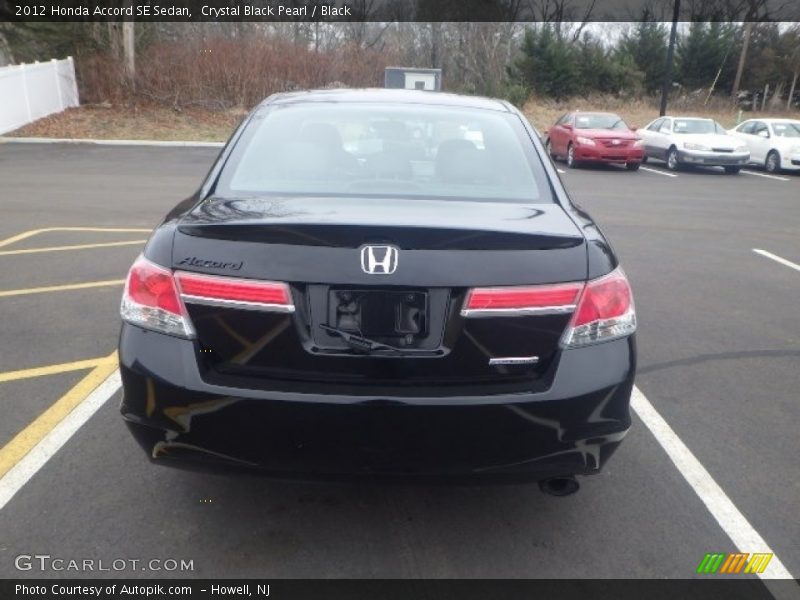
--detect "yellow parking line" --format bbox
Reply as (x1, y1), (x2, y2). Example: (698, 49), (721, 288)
(0, 279), (125, 298)
(0, 357), (112, 383)
(0, 239), (146, 257)
(0, 227), (151, 249)
(0, 351), (118, 479)
(0, 229), (48, 248)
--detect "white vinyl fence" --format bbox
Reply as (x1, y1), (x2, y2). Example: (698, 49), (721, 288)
(0, 57), (80, 135)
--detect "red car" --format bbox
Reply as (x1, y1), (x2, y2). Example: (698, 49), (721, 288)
(545, 111), (644, 170)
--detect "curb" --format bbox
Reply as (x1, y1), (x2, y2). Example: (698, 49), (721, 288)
(0, 136), (224, 148)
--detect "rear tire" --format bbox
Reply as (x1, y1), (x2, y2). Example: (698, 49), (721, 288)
(566, 143), (578, 168)
(765, 150), (781, 173)
(666, 147), (680, 171)
(724, 166), (741, 174)
(626, 162), (641, 171)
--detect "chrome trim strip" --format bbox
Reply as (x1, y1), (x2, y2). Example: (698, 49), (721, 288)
(180, 295), (296, 313)
(460, 305), (576, 318)
(488, 356), (540, 366)
(175, 270), (286, 288)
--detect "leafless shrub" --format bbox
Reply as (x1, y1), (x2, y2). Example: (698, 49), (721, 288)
(76, 36), (395, 110)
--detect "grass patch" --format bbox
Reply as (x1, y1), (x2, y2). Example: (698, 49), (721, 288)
(6, 104), (245, 142)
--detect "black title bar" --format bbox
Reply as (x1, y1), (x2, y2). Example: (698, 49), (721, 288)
(2, 0), (800, 22)
(3, 579), (800, 600)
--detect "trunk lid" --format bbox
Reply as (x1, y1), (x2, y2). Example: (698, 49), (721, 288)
(172, 196), (587, 395)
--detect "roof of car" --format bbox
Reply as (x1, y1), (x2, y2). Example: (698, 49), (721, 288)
(259, 88), (513, 112)
(740, 117), (800, 123)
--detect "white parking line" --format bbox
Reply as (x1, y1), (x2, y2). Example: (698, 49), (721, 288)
(742, 170), (790, 182)
(631, 386), (793, 579)
(640, 166), (678, 177)
(0, 369), (121, 511)
(753, 248), (800, 273)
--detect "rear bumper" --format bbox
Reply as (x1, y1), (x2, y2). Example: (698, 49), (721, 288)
(119, 324), (635, 482)
(573, 144), (644, 163)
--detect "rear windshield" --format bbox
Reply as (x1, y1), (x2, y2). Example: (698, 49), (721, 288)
(673, 119), (726, 134)
(574, 113), (627, 130)
(215, 103), (552, 203)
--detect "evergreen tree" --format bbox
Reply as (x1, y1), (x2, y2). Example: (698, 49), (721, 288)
(512, 25), (580, 99)
(676, 22), (738, 92)
(577, 33), (643, 95)
(617, 18), (668, 94)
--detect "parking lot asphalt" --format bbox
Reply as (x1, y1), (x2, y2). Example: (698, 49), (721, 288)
(0, 143), (798, 585)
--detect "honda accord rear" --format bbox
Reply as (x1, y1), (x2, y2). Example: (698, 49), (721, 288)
(119, 89), (636, 488)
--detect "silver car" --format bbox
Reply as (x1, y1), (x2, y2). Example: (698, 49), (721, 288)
(638, 116), (750, 174)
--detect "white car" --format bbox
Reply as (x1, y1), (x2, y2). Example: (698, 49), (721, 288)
(728, 118), (800, 173)
(638, 116), (749, 174)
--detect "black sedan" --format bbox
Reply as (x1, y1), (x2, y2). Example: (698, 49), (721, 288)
(119, 89), (636, 494)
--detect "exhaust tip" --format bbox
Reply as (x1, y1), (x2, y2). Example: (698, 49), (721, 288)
(538, 476), (580, 497)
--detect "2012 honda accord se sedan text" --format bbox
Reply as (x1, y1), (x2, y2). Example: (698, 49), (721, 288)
(119, 89), (637, 493)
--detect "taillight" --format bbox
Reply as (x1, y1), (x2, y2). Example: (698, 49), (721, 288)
(461, 282), (583, 318)
(561, 267), (636, 348)
(175, 272), (294, 312)
(120, 256), (194, 338)
(461, 268), (636, 347)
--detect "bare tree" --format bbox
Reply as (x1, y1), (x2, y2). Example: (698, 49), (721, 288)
(681, 0), (796, 21)
(782, 25), (800, 110)
(450, 22), (522, 96)
(0, 29), (14, 65)
(122, 21), (135, 82)
(523, 0), (596, 41)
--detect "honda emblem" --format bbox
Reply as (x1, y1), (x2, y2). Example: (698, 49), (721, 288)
(360, 245), (399, 275)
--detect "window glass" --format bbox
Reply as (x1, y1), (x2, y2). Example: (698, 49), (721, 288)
(770, 122), (800, 138)
(216, 103), (552, 203)
(647, 118), (664, 131)
(738, 121), (755, 134)
(672, 119), (726, 134)
(574, 113), (628, 130)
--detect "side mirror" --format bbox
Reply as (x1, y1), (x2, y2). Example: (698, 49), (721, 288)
(758, 130), (770, 139)
(563, 123), (573, 130)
